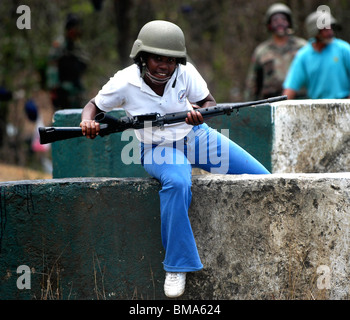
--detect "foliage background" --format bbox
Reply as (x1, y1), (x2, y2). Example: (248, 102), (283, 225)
(0, 0), (349, 168)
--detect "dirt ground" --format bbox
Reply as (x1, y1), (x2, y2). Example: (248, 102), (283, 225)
(0, 90), (54, 183)
(0, 162), (52, 182)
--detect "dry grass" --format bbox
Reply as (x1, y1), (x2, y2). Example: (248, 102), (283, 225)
(0, 163), (51, 182)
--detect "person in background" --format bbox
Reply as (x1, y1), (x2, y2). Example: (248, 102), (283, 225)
(24, 100), (52, 174)
(79, 20), (270, 298)
(245, 3), (307, 100)
(0, 86), (12, 147)
(46, 13), (89, 110)
(283, 9), (350, 99)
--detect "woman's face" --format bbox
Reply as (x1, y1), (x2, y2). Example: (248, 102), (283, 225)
(146, 54), (177, 81)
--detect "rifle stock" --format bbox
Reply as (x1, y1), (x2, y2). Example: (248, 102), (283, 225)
(39, 95), (287, 144)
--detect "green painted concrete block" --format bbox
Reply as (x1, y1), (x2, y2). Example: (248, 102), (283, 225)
(0, 178), (163, 300)
(206, 104), (272, 172)
(52, 105), (273, 178)
(52, 109), (150, 179)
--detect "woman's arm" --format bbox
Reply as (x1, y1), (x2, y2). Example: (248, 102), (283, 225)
(185, 93), (216, 126)
(80, 98), (103, 139)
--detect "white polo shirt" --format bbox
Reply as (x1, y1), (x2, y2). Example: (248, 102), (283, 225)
(94, 62), (209, 144)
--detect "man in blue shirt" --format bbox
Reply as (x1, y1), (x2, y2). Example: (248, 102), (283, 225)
(283, 9), (350, 99)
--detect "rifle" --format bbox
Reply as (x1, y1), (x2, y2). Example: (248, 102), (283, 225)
(38, 95), (287, 144)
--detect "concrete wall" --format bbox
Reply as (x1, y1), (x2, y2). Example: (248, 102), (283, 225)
(52, 100), (350, 179)
(52, 104), (273, 178)
(272, 99), (350, 173)
(2, 99), (350, 300)
(51, 109), (150, 179)
(1, 173), (350, 300)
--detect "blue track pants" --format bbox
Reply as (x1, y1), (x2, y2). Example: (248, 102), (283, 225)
(141, 123), (269, 272)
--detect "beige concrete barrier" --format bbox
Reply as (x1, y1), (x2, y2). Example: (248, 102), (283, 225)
(186, 172), (350, 300)
(272, 99), (350, 173)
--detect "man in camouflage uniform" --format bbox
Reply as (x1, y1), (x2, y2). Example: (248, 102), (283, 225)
(244, 3), (307, 100)
(46, 14), (89, 110)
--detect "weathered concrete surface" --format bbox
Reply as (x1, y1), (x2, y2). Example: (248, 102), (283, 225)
(186, 173), (350, 300)
(272, 99), (350, 173)
(0, 177), (162, 300)
(1, 173), (350, 300)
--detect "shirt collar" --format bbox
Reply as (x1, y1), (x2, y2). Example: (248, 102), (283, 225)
(128, 64), (143, 87)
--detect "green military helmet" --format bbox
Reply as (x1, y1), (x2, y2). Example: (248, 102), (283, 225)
(305, 9), (337, 38)
(265, 3), (293, 28)
(130, 20), (187, 64)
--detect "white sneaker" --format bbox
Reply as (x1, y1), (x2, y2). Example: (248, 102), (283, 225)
(164, 272), (186, 298)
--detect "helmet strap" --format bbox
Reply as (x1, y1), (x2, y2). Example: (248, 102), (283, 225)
(144, 67), (173, 85)
(172, 66), (179, 88)
(140, 57), (147, 78)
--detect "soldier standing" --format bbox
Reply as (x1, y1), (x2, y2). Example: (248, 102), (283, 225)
(46, 14), (89, 110)
(244, 3), (307, 100)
